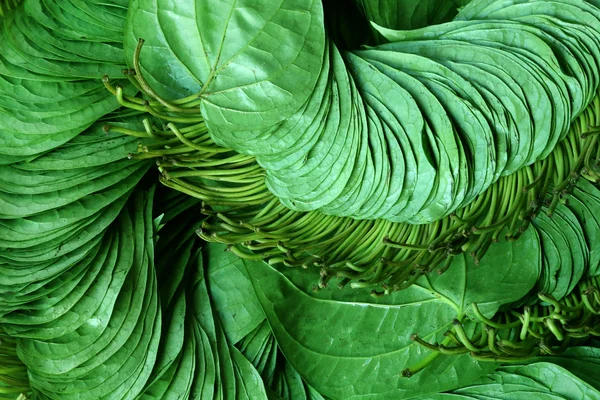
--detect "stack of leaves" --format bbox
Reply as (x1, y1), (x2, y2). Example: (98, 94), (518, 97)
(0, 0), (153, 321)
(111, 0), (600, 291)
(0, 2), (156, 398)
(126, 0), (600, 223)
(2, 0), (600, 399)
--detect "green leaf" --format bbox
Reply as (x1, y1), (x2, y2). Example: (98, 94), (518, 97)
(430, 229), (541, 318)
(354, 0), (460, 30)
(0, 0), (132, 160)
(122, 0), (600, 224)
(236, 320), (327, 400)
(0, 116), (152, 313)
(238, 227), (541, 399)
(524, 346), (600, 391)
(206, 244), (266, 345)
(428, 359), (600, 399)
(244, 266), (483, 398)
(125, 0), (326, 130)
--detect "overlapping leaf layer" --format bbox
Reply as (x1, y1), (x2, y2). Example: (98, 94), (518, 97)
(129, 0), (600, 223)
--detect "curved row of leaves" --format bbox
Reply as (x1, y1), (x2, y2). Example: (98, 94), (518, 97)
(0, 0), (152, 320)
(128, 0), (600, 223)
(0, 1), (154, 397)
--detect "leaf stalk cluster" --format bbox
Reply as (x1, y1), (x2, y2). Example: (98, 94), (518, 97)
(406, 275), (600, 376)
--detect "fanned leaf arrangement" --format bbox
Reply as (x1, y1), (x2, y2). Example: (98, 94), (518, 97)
(2, 0), (600, 399)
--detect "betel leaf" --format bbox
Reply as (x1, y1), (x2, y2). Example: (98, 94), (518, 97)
(0, 0), (132, 161)
(1, 5), (125, 78)
(124, 0), (326, 130)
(246, 260), (496, 399)
(0, 116), (152, 318)
(566, 180), (600, 278)
(354, 0), (460, 30)
(206, 244), (266, 345)
(143, 200), (203, 396)
(0, 76), (122, 160)
(148, 208), (324, 400)
(523, 347), (600, 391)
(428, 229), (541, 318)
(183, 248), (268, 400)
(2, 0), (600, 399)
(0, 332), (28, 399)
(240, 228), (539, 399)
(428, 359), (600, 399)
(236, 320), (326, 400)
(205, 243), (326, 399)
(531, 202), (589, 301)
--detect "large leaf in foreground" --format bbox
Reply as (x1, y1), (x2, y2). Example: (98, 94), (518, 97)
(206, 244), (266, 346)
(429, 347), (600, 399)
(206, 243), (325, 400)
(242, 228), (540, 399)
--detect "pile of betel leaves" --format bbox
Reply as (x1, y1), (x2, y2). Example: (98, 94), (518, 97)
(3, 0), (600, 398)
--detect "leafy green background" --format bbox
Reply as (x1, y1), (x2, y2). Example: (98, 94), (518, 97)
(1, 0), (600, 399)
